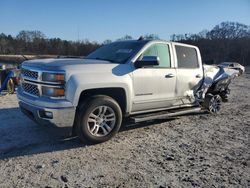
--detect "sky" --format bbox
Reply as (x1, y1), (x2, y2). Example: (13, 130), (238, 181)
(0, 0), (250, 42)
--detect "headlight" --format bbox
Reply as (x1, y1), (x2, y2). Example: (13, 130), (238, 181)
(42, 72), (65, 82)
(42, 86), (65, 97)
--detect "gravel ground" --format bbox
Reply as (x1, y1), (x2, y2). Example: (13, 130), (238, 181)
(0, 70), (249, 187)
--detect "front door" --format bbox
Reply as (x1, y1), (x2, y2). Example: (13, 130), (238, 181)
(131, 42), (181, 112)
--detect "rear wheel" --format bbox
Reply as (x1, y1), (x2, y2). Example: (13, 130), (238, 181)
(239, 69), (243, 75)
(7, 78), (15, 94)
(203, 94), (222, 114)
(76, 95), (122, 144)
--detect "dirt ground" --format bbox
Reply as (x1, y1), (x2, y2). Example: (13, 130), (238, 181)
(0, 69), (249, 188)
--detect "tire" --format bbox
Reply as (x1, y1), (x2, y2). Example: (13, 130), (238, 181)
(0, 70), (6, 89)
(75, 95), (122, 144)
(203, 94), (222, 114)
(7, 78), (15, 94)
(0, 74), (2, 89)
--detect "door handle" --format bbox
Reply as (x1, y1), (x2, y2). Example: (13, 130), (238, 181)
(165, 73), (175, 78)
(196, 74), (202, 78)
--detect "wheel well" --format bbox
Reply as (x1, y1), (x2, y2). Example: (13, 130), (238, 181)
(78, 88), (127, 114)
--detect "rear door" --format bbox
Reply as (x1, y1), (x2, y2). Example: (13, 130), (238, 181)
(174, 44), (203, 104)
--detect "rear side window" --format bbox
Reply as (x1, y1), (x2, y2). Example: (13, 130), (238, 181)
(176, 46), (199, 68)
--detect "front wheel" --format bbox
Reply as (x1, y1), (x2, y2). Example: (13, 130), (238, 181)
(76, 95), (122, 144)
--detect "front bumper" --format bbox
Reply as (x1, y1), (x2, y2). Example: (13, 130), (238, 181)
(17, 89), (76, 128)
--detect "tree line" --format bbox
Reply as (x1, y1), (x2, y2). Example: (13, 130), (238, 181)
(0, 21), (250, 65)
(0, 30), (100, 56)
(170, 22), (250, 65)
(0, 31), (160, 57)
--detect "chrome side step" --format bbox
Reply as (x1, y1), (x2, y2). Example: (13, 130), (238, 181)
(130, 107), (202, 123)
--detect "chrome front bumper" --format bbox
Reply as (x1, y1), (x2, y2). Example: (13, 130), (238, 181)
(17, 88), (76, 128)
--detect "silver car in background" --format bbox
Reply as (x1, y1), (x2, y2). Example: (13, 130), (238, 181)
(219, 62), (245, 75)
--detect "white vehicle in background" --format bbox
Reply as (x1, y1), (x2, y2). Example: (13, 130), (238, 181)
(219, 62), (245, 75)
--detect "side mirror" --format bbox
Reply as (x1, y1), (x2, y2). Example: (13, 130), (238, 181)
(135, 56), (160, 68)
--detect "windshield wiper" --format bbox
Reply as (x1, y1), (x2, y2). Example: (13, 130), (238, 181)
(85, 57), (117, 63)
(57, 55), (84, 59)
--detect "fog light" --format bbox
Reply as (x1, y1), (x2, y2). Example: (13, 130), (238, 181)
(39, 110), (53, 119)
(45, 111), (53, 118)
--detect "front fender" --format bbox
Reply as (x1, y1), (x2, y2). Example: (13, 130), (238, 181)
(66, 72), (133, 113)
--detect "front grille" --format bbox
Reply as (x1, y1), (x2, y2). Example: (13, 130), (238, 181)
(22, 83), (40, 96)
(21, 69), (39, 80)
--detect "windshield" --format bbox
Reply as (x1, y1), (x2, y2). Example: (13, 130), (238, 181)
(85, 41), (146, 64)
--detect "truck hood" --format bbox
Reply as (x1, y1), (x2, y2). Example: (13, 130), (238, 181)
(22, 58), (132, 77)
(23, 58), (118, 69)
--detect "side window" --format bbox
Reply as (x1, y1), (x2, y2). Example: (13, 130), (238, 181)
(142, 43), (171, 68)
(176, 46), (199, 68)
(155, 44), (171, 68)
(142, 45), (157, 56)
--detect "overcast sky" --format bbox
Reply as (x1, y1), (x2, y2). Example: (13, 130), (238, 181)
(1, 0), (250, 42)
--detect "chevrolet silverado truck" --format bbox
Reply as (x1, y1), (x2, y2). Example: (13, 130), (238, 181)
(17, 39), (240, 143)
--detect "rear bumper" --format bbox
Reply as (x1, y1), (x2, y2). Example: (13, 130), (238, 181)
(17, 88), (76, 128)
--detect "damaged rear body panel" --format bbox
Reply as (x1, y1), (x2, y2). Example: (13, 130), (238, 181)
(184, 63), (242, 114)
(195, 64), (241, 113)
(201, 65), (239, 98)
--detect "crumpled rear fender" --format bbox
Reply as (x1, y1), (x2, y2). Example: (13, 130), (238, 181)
(197, 65), (239, 100)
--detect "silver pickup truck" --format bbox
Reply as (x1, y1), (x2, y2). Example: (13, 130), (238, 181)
(17, 39), (240, 143)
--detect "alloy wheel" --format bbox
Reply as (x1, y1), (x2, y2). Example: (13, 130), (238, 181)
(208, 95), (221, 113)
(87, 105), (116, 137)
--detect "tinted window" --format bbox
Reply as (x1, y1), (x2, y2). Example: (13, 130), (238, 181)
(176, 46), (199, 68)
(85, 41), (146, 64)
(143, 44), (157, 57)
(156, 44), (171, 68)
(142, 43), (171, 68)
